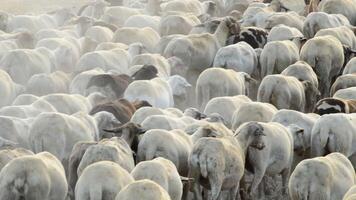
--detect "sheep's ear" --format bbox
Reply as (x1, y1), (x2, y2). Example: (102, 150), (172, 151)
(137, 127), (147, 134)
(244, 73), (256, 83)
(302, 80), (312, 88)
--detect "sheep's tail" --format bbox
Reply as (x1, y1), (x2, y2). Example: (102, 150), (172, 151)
(137, 145), (157, 163)
(311, 120), (330, 156)
(197, 84), (209, 112)
(31, 136), (44, 153)
(260, 51), (276, 78)
(257, 81), (274, 103)
(13, 178), (26, 197)
(89, 185), (102, 200)
(199, 154), (208, 178)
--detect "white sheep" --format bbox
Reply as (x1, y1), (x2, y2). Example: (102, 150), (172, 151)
(300, 35), (344, 98)
(259, 40), (300, 78)
(196, 68), (254, 111)
(213, 41), (259, 77)
(231, 101), (278, 131)
(124, 76), (191, 108)
(75, 161), (134, 200)
(289, 152), (355, 200)
(131, 157), (182, 200)
(257, 74), (319, 112)
(115, 179), (172, 200)
(203, 95), (252, 128)
(0, 152), (68, 200)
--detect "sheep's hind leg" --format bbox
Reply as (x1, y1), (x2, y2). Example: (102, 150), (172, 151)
(281, 168), (290, 196)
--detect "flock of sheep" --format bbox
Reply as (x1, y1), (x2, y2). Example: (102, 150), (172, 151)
(2, 0), (356, 199)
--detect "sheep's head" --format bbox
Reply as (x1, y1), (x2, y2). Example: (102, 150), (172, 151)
(343, 45), (356, 65)
(102, 122), (146, 139)
(205, 113), (228, 126)
(168, 75), (191, 97)
(184, 107), (207, 120)
(224, 16), (240, 35)
(303, 80), (320, 108)
(102, 122), (146, 152)
(288, 124), (305, 156)
(236, 121), (265, 150)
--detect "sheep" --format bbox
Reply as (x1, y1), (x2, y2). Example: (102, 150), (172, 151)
(85, 73), (133, 101)
(75, 161), (134, 200)
(73, 111), (122, 141)
(231, 101), (278, 131)
(40, 93), (92, 115)
(267, 24), (303, 42)
(188, 121), (266, 200)
(300, 35), (344, 98)
(35, 37), (80, 73)
(131, 157), (182, 200)
(159, 14), (200, 36)
(67, 141), (97, 200)
(0, 148), (34, 171)
(77, 137), (136, 176)
(343, 57), (356, 74)
(257, 74), (319, 112)
(226, 26), (268, 49)
(0, 48), (55, 85)
(213, 41), (259, 77)
(136, 129), (193, 176)
(12, 94), (40, 106)
(137, 125), (231, 176)
(313, 97), (356, 115)
(264, 11), (305, 31)
(318, 0), (356, 26)
(130, 106), (183, 124)
(330, 74), (356, 95)
(272, 109), (320, 166)
(310, 113), (356, 168)
(289, 152), (355, 200)
(130, 53), (171, 79)
(259, 40), (300, 78)
(240, 4), (274, 28)
(75, 48), (130, 74)
(203, 95), (252, 128)
(188, 136), (245, 200)
(124, 14), (160, 32)
(115, 179), (172, 200)
(0, 98), (57, 119)
(334, 87), (356, 100)
(196, 68), (254, 111)
(112, 27), (160, 53)
(29, 112), (95, 173)
(160, 0), (204, 16)
(25, 71), (70, 96)
(315, 26), (356, 50)
(124, 76), (191, 108)
(238, 122), (294, 199)
(0, 152), (68, 200)
(84, 25), (114, 43)
(303, 12), (351, 38)
(163, 16), (239, 71)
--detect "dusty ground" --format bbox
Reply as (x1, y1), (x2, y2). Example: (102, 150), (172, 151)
(0, 0), (91, 14)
